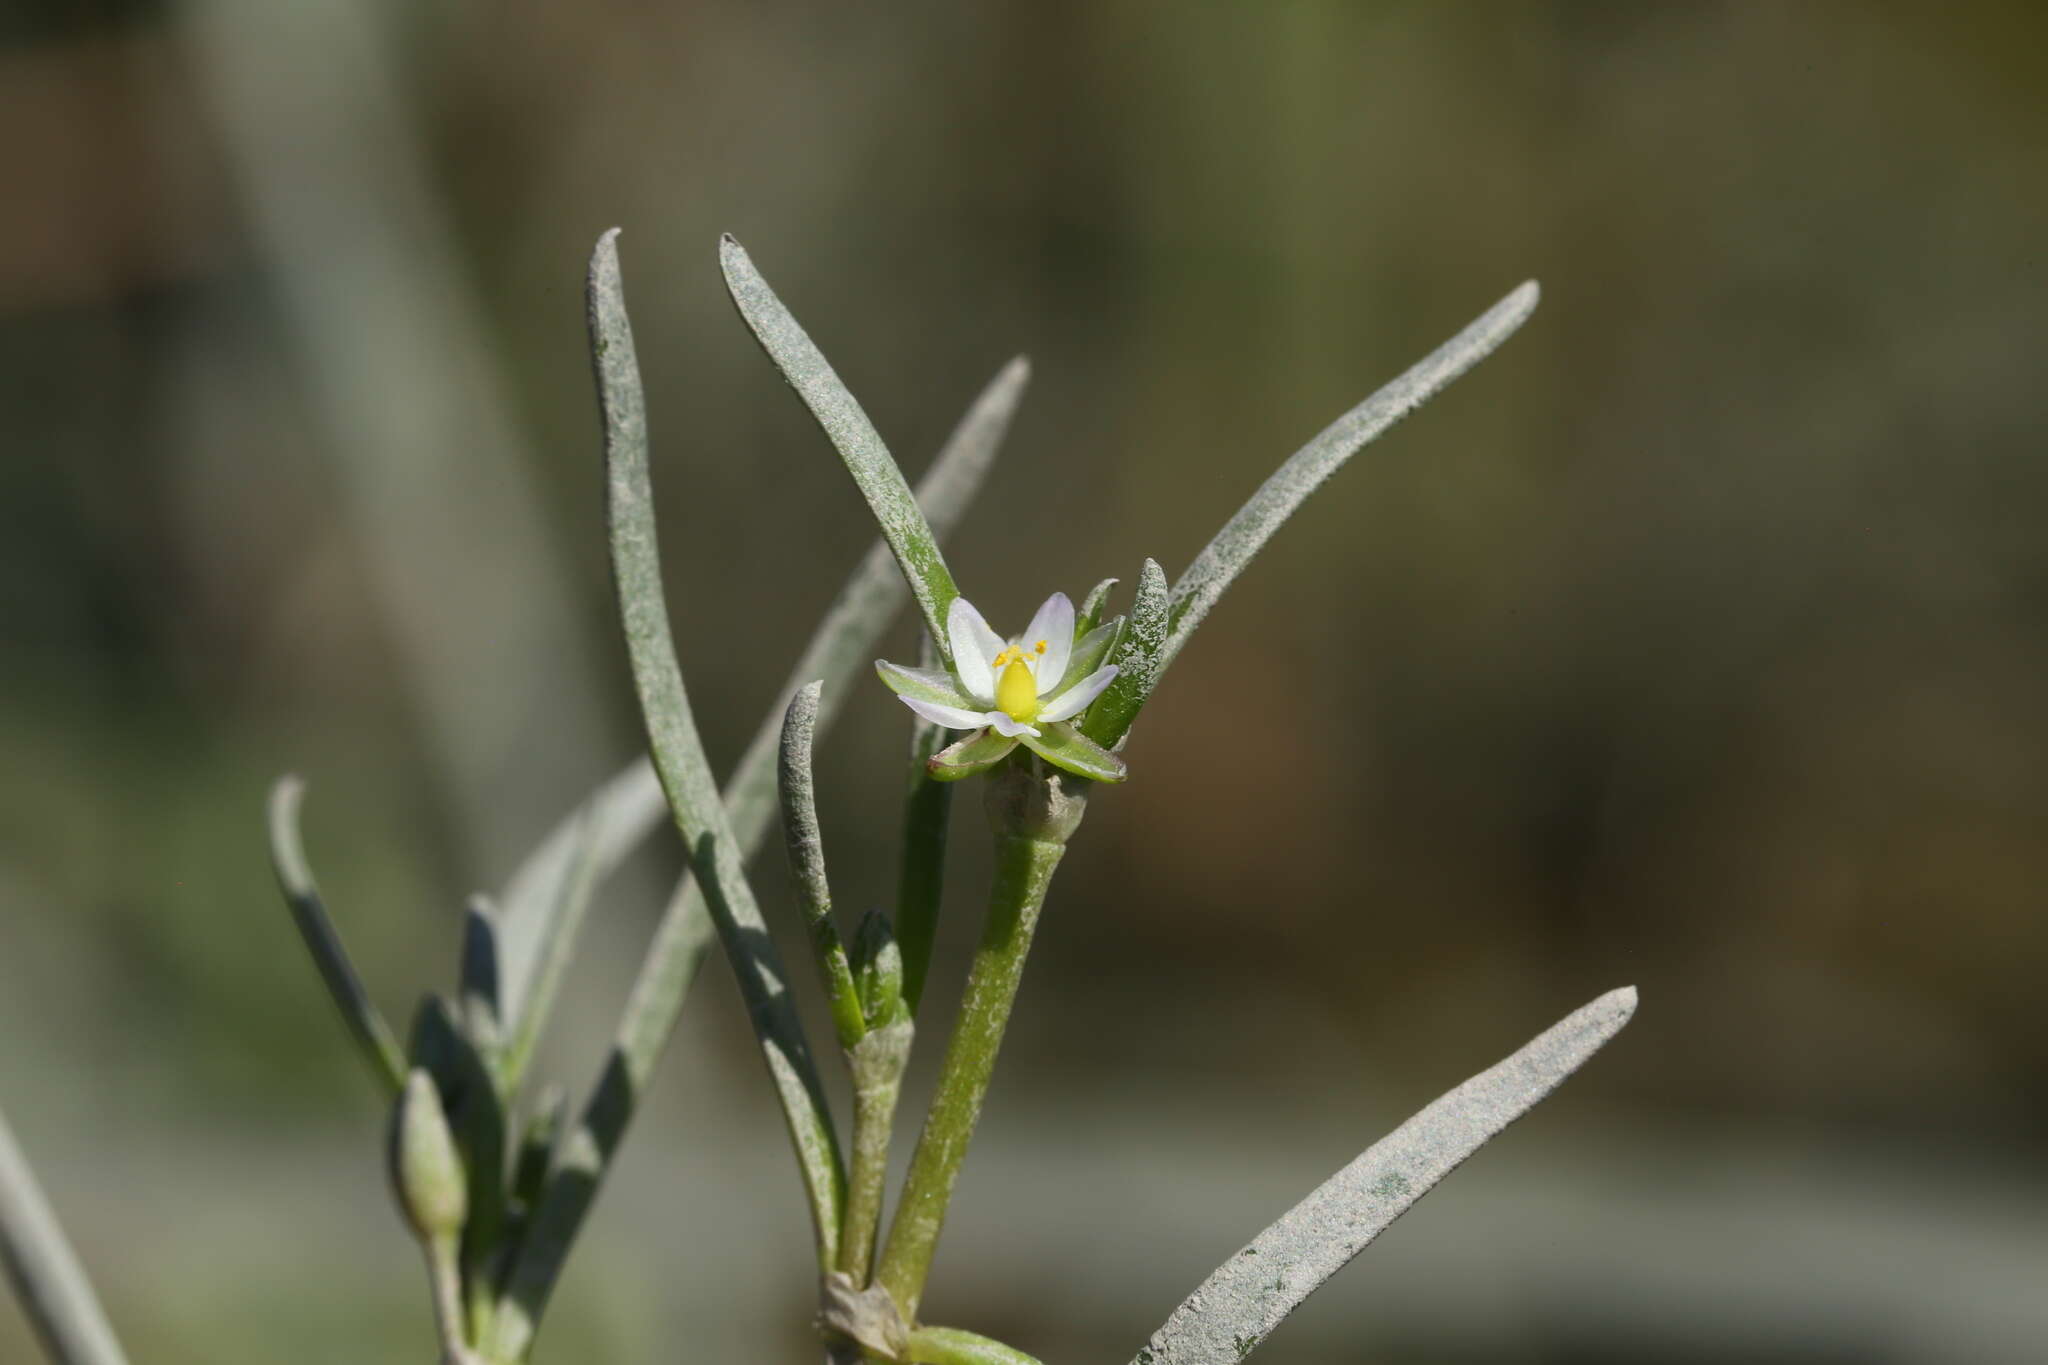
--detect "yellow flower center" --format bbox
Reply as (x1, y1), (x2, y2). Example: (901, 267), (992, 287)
(994, 654), (1042, 722)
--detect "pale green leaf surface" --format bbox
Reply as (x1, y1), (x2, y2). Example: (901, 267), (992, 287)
(0, 1107), (132, 1365)
(1160, 282), (1539, 680)
(722, 234), (961, 656)
(589, 229), (842, 1251)
(1131, 986), (1634, 1365)
(265, 775), (408, 1094)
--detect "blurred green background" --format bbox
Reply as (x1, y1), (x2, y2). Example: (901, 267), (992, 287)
(4, 2), (2045, 1362)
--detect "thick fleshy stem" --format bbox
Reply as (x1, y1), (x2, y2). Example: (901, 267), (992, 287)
(874, 761), (1086, 1321)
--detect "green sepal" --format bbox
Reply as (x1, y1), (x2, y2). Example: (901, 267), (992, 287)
(1055, 616), (1122, 694)
(1080, 558), (1167, 748)
(1076, 578), (1119, 636)
(876, 659), (976, 709)
(1018, 721), (1127, 783)
(905, 1324), (1045, 1365)
(927, 729), (1019, 781)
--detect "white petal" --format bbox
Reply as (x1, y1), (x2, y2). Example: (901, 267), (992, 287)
(985, 712), (1041, 739)
(1036, 664), (1118, 723)
(898, 695), (991, 731)
(1023, 592), (1075, 696)
(947, 597), (1004, 703)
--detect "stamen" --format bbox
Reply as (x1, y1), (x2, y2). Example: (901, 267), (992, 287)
(1033, 640), (1047, 654)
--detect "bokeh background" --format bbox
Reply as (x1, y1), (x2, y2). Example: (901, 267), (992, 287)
(4, 2), (2045, 1362)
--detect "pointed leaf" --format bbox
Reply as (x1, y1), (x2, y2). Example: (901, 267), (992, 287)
(927, 730), (1019, 781)
(1018, 721), (1128, 783)
(266, 776), (407, 1094)
(1160, 282), (1539, 681)
(722, 234), (961, 657)
(458, 895), (502, 1052)
(1131, 986), (1635, 1365)
(500, 808), (601, 1094)
(779, 681), (867, 1050)
(1080, 559), (1168, 748)
(592, 230), (844, 1266)
(0, 1106), (133, 1365)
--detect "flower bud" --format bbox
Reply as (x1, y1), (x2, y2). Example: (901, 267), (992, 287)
(850, 909), (907, 1030)
(389, 1068), (467, 1242)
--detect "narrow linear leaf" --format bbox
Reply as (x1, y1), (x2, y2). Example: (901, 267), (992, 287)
(778, 681), (868, 1049)
(265, 775), (407, 1094)
(1160, 281), (1540, 684)
(894, 632), (954, 1013)
(590, 229), (844, 1260)
(721, 234), (961, 657)
(0, 1108), (131, 1365)
(491, 906), (718, 1362)
(458, 895), (502, 1052)
(1079, 559), (1168, 748)
(493, 354), (1026, 1021)
(1132, 986), (1634, 1365)
(500, 808), (601, 1093)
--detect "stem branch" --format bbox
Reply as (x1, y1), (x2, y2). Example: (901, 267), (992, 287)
(875, 830), (1066, 1319)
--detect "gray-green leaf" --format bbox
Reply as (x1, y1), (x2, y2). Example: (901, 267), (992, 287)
(1132, 985), (1634, 1365)
(1160, 282), (1539, 681)
(721, 234), (962, 658)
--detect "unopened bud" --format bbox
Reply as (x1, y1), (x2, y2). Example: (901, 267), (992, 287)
(390, 1068), (467, 1242)
(850, 909), (906, 1030)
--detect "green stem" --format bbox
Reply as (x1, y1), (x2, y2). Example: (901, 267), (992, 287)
(424, 1233), (475, 1364)
(837, 1020), (912, 1284)
(875, 831), (1066, 1320)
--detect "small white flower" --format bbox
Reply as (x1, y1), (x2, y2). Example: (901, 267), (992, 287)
(876, 592), (1126, 782)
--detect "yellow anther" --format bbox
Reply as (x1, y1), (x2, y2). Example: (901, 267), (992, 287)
(995, 656), (1041, 723)
(1033, 640), (1048, 655)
